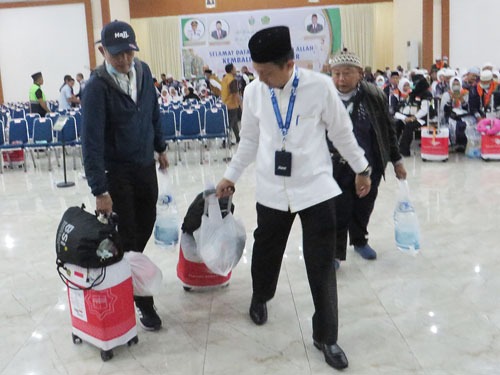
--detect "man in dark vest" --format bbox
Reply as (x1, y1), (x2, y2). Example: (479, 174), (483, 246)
(329, 50), (407, 268)
(29, 72), (50, 116)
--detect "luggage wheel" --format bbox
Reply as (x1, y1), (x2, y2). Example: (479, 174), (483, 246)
(183, 286), (192, 292)
(72, 333), (82, 344)
(100, 349), (114, 361)
(127, 336), (139, 346)
(442, 158), (448, 162)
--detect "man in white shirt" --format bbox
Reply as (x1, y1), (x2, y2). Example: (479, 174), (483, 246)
(186, 20), (202, 40)
(216, 26), (371, 371)
(58, 75), (79, 111)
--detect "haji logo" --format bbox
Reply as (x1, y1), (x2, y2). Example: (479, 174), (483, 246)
(114, 31), (129, 39)
(431, 140), (441, 146)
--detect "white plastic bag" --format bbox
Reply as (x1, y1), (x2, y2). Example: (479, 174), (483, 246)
(154, 170), (179, 247)
(123, 252), (163, 296)
(196, 193), (246, 276)
(394, 180), (420, 255)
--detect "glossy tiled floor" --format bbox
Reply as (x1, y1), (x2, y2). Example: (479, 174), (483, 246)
(1, 145), (500, 375)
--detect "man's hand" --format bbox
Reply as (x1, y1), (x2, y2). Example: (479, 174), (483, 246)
(394, 162), (407, 180)
(158, 152), (169, 170)
(96, 193), (113, 215)
(216, 178), (235, 198)
(355, 175), (371, 198)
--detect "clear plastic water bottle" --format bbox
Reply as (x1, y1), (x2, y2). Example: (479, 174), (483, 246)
(465, 124), (481, 158)
(154, 202), (179, 247)
(394, 200), (420, 253)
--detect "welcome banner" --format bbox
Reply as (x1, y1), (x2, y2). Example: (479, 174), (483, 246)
(179, 7), (342, 78)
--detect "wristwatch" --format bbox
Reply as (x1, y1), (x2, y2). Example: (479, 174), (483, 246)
(358, 165), (372, 177)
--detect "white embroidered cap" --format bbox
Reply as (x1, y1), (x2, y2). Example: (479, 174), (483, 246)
(330, 50), (363, 69)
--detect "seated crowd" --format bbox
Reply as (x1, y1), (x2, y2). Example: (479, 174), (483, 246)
(364, 58), (498, 156)
(1, 58), (497, 164)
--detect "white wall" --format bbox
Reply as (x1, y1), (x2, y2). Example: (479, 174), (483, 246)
(0, 3), (90, 102)
(109, 0), (130, 23)
(393, 0), (423, 69)
(450, 0), (500, 69)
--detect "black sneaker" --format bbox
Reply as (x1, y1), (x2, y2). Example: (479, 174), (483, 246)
(137, 304), (162, 331)
(134, 296), (162, 331)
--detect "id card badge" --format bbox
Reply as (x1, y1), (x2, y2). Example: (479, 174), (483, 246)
(275, 150), (292, 176)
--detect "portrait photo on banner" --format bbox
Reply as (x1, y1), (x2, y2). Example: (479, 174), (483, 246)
(206, 0), (215, 8)
(179, 7), (342, 78)
(210, 19), (229, 41)
(183, 18), (205, 43)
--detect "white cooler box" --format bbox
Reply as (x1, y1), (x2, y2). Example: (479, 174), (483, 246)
(421, 126), (449, 162)
(64, 259), (138, 361)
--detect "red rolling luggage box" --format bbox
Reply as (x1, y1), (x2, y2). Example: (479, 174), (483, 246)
(480, 134), (500, 160)
(64, 259), (138, 361)
(2, 149), (25, 168)
(177, 232), (231, 291)
(421, 126), (449, 161)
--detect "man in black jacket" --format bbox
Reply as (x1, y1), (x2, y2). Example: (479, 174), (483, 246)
(329, 50), (407, 268)
(81, 20), (168, 331)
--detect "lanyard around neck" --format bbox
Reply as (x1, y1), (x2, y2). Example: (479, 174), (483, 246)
(269, 68), (299, 141)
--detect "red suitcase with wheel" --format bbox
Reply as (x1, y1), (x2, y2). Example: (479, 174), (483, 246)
(64, 259), (138, 361)
(177, 232), (231, 291)
(421, 126), (449, 162)
(480, 134), (500, 160)
(177, 190), (234, 291)
(2, 149), (25, 168)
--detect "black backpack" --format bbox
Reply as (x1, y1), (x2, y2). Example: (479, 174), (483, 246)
(55, 205), (123, 269)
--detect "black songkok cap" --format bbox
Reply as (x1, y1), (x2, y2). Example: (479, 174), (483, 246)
(248, 26), (293, 63)
(390, 71), (400, 77)
(31, 72), (42, 81)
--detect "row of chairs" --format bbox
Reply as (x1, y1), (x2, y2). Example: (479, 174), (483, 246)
(161, 105), (230, 164)
(163, 102), (228, 132)
(0, 108), (82, 140)
(0, 116), (81, 173)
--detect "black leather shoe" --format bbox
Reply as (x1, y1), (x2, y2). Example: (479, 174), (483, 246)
(249, 298), (267, 325)
(313, 340), (348, 370)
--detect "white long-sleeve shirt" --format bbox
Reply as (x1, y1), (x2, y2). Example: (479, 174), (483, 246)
(395, 98), (430, 125)
(224, 66), (368, 212)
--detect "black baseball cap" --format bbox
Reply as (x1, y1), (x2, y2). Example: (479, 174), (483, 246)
(98, 20), (139, 55)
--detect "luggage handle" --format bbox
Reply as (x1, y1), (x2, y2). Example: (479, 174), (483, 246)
(202, 187), (234, 216)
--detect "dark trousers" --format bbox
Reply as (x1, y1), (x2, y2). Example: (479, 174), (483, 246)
(333, 160), (382, 260)
(252, 199), (339, 344)
(227, 108), (240, 143)
(107, 162), (158, 253)
(397, 119), (421, 155)
(108, 163), (158, 306)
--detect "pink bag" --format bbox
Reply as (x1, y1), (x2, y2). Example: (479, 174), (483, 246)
(477, 118), (500, 135)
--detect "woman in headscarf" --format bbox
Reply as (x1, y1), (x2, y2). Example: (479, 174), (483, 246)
(441, 76), (470, 151)
(394, 75), (433, 156)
